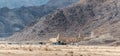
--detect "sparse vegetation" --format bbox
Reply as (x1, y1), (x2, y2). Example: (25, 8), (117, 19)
(0, 45), (120, 56)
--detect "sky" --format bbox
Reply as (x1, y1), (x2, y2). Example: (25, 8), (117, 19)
(0, 0), (49, 9)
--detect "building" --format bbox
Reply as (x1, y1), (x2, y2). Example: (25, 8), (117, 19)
(48, 33), (84, 45)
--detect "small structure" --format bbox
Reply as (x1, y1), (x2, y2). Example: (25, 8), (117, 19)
(48, 33), (84, 45)
(49, 34), (60, 43)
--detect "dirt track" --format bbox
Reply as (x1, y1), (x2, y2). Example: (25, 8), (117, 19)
(0, 44), (120, 56)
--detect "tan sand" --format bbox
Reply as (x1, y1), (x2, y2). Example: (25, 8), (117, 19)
(0, 44), (120, 56)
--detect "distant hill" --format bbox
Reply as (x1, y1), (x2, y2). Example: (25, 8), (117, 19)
(0, 0), (79, 37)
(0, 0), (49, 9)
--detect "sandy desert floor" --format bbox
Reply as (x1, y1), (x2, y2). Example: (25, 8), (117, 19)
(0, 44), (120, 56)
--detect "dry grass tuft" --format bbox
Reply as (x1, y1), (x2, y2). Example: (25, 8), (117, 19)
(43, 47), (53, 51)
(68, 51), (74, 56)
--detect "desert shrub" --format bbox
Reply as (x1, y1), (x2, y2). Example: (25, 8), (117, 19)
(43, 47), (52, 51)
(68, 51), (74, 56)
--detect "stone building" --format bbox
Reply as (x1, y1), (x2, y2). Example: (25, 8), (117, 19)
(49, 33), (84, 45)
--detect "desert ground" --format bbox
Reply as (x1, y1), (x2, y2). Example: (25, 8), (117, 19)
(0, 44), (120, 56)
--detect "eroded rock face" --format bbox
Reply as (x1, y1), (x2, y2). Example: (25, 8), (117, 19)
(6, 0), (120, 45)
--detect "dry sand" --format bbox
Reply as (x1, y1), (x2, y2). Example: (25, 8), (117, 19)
(0, 44), (120, 56)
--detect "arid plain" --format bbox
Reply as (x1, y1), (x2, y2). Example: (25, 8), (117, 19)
(0, 44), (120, 56)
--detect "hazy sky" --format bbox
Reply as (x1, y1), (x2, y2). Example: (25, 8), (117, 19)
(0, 0), (49, 9)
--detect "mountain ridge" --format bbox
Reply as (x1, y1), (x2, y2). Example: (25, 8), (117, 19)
(6, 0), (120, 45)
(0, 0), (78, 37)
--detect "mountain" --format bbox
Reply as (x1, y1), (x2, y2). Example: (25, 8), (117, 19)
(7, 0), (120, 45)
(0, 0), (79, 37)
(0, 0), (49, 9)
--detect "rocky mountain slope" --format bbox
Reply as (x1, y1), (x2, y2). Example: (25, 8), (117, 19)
(7, 0), (120, 45)
(0, 0), (78, 37)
